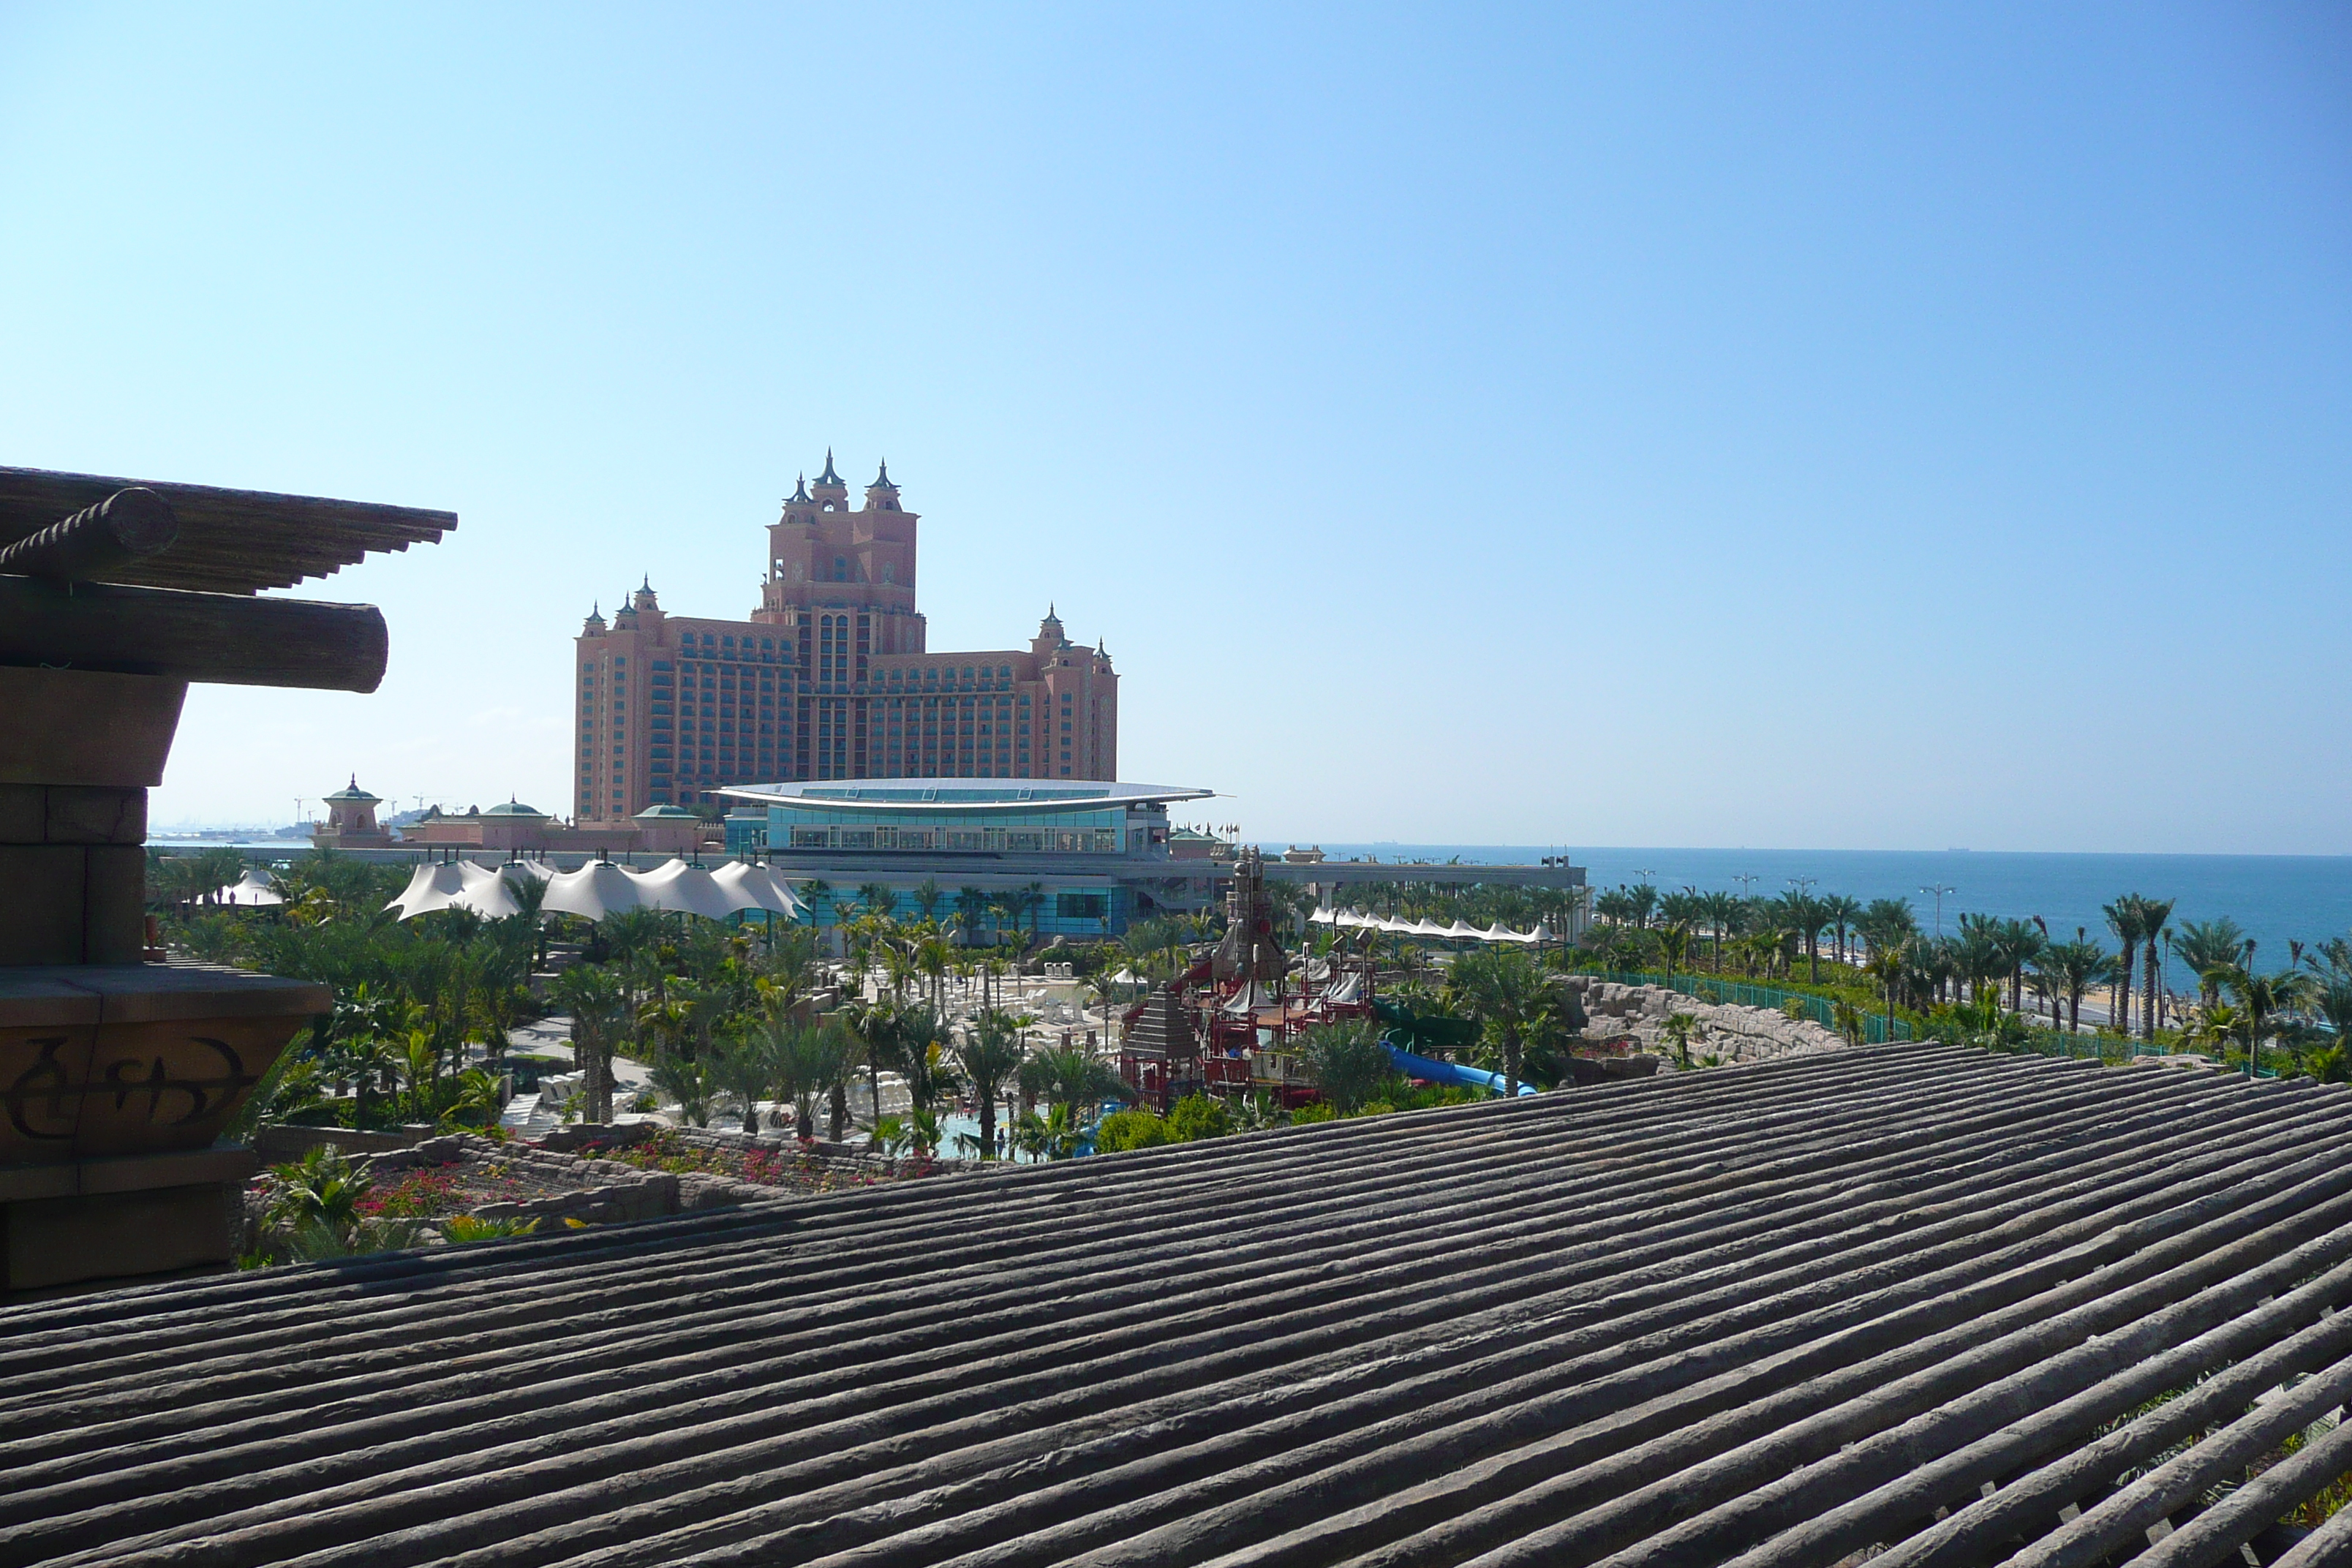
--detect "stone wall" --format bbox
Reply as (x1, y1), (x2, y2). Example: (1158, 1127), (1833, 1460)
(363, 1133), (773, 1225)
(1569, 980), (1847, 1064)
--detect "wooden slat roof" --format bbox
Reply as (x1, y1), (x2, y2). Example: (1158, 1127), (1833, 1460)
(6, 1044), (2352, 1567)
(0, 465), (456, 595)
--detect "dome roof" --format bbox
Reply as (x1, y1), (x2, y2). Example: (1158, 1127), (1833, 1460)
(483, 799), (546, 818)
(634, 804), (700, 820)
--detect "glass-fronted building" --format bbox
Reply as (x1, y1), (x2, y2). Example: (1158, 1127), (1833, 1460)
(718, 778), (1218, 939)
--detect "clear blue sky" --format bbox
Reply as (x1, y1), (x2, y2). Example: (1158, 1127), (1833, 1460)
(3, 4), (2346, 852)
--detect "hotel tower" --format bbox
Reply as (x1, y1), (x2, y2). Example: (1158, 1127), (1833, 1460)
(573, 455), (1118, 822)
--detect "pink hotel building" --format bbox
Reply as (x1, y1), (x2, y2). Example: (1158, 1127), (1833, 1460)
(574, 456), (1118, 822)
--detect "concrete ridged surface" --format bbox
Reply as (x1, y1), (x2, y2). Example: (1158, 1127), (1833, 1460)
(7, 1044), (2352, 1568)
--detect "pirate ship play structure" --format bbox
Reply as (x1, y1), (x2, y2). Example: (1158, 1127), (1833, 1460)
(1117, 847), (1544, 1108)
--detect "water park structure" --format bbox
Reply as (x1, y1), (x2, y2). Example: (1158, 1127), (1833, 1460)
(1117, 846), (1564, 1107)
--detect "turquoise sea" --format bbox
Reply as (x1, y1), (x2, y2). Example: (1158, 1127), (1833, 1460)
(1300, 845), (2352, 968)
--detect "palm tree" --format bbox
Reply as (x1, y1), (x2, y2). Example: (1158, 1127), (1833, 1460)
(894, 1007), (956, 1115)
(2136, 897), (2176, 1039)
(955, 886), (990, 947)
(1657, 889), (1703, 936)
(1994, 918), (2044, 1014)
(1954, 913), (2005, 1005)
(1295, 1019), (1398, 1114)
(2033, 933), (2113, 1035)
(949, 1009), (1028, 1159)
(650, 1049), (715, 1126)
(2103, 897), (2146, 1037)
(551, 963), (627, 1124)
(1447, 944), (1553, 1097)
(1660, 1011), (1700, 1068)
(1774, 892), (1831, 984)
(1017, 1044), (1130, 1123)
(754, 923), (818, 1013)
(2311, 976), (2352, 1052)
(1656, 922), (1691, 993)
(2171, 918), (2248, 1006)
(2208, 962), (2313, 1077)
(712, 1028), (776, 1134)
(840, 997), (902, 1128)
(1822, 894), (1863, 966)
(1863, 938), (1911, 1028)
(1858, 898), (1918, 962)
(323, 1030), (395, 1131)
(910, 878), (946, 924)
(1589, 886), (1631, 930)
(1695, 892), (1739, 969)
(798, 878), (834, 934)
(764, 1014), (856, 1139)
(914, 933), (954, 1014)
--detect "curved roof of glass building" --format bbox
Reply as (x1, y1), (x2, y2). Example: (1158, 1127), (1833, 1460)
(717, 778), (1213, 815)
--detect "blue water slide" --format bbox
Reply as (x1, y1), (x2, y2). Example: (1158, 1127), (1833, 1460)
(1384, 1039), (1541, 1097)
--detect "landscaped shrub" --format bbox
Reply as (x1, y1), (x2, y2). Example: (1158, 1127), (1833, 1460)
(1166, 1093), (1231, 1142)
(1093, 1108), (1172, 1152)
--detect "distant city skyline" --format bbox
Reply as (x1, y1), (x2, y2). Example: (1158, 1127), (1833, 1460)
(5, 4), (2347, 853)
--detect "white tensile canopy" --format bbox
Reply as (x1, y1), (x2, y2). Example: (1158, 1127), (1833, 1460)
(387, 862), (524, 921)
(1308, 906), (1553, 944)
(632, 859), (742, 921)
(386, 856), (807, 925)
(709, 860), (804, 916)
(540, 861), (645, 921)
(536, 858), (804, 922)
(214, 867), (285, 906)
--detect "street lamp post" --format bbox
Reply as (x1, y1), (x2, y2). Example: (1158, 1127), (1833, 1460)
(1921, 884), (1956, 938)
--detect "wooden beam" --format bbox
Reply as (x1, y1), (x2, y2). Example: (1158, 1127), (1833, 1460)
(0, 576), (388, 692)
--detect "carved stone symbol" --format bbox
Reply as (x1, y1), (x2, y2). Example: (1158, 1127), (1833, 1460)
(99, 1037), (256, 1126)
(4, 1036), (80, 1140)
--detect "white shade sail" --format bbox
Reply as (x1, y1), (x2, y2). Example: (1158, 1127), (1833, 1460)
(632, 858), (744, 921)
(1310, 905), (1553, 945)
(709, 860), (804, 916)
(540, 861), (645, 921)
(397, 856), (810, 924)
(388, 862), (523, 921)
(214, 867), (285, 907)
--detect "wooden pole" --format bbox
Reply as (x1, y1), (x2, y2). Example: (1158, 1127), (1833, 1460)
(0, 487), (178, 581)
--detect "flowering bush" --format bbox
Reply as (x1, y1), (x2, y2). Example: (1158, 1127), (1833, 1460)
(357, 1166), (461, 1218)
